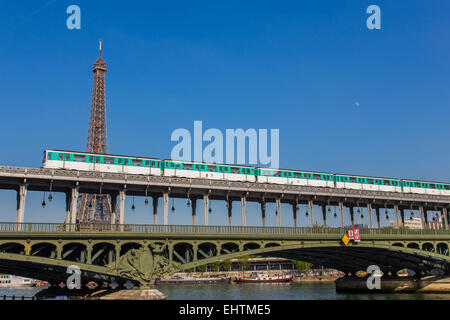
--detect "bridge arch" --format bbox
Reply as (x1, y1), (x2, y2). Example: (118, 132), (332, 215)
(265, 242), (281, 248)
(243, 242), (260, 251)
(0, 242), (25, 254)
(437, 243), (449, 256)
(220, 242), (239, 255)
(61, 243), (88, 263)
(392, 242), (404, 247)
(91, 242), (116, 266)
(197, 242), (217, 259)
(422, 242), (435, 253)
(407, 242), (420, 250)
(30, 242), (57, 259)
(173, 242), (194, 264)
(120, 242), (142, 256)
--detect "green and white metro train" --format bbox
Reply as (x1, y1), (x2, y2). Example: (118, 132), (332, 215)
(42, 149), (450, 196)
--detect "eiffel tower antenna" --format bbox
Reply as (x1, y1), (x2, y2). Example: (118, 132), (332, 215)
(76, 41), (116, 223)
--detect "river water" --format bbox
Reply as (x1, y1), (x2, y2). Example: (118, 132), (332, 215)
(2, 282), (450, 300)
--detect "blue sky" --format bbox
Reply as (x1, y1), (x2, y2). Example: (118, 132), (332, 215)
(0, 0), (449, 226)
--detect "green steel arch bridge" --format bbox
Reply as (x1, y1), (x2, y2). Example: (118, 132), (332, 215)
(1, 222), (450, 287)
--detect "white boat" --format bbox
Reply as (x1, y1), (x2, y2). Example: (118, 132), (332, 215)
(0, 274), (35, 288)
(236, 272), (293, 283)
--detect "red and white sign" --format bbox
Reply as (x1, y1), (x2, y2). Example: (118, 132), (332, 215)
(353, 228), (360, 242)
(347, 228), (361, 242)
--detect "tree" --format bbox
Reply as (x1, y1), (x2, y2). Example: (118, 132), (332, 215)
(220, 259), (232, 271)
(291, 260), (312, 272)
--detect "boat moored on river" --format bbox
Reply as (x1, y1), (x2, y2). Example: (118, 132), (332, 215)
(235, 272), (293, 283)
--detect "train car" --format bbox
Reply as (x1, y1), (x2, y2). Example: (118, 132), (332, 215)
(334, 174), (403, 192)
(43, 150), (162, 176)
(256, 168), (334, 187)
(401, 179), (450, 195)
(162, 160), (256, 182)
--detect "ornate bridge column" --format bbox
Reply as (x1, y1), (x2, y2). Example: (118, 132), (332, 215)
(308, 200), (314, 227)
(276, 198), (281, 227)
(16, 184), (27, 229)
(152, 195), (158, 225)
(163, 192), (169, 226)
(339, 202), (344, 227)
(203, 194), (209, 226)
(86, 245), (93, 264)
(241, 196), (247, 227)
(191, 198), (197, 226)
(261, 200), (266, 227)
(192, 242), (198, 262)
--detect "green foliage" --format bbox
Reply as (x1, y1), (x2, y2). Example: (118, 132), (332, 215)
(238, 255), (251, 271)
(196, 264), (207, 272)
(220, 259), (232, 271)
(291, 260), (312, 272)
(211, 260), (221, 272)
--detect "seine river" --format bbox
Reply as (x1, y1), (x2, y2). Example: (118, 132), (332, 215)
(2, 282), (450, 300)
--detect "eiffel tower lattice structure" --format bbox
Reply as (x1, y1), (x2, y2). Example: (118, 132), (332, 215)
(76, 41), (117, 223)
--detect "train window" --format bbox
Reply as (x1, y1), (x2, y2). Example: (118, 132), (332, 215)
(183, 163), (193, 170)
(74, 154), (86, 162)
(230, 167), (240, 174)
(293, 172), (302, 178)
(89, 156), (100, 163)
(207, 165), (216, 172)
(349, 177), (356, 183)
(383, 180), (390, 185)
(58, 154), (67, 161)
(366, 178), (374, 184)
(273, 170), (282, 177)
(313, 174), (321, 180)
(104, 157), (115, 164)
(132, 159), (142, 167)
(429, 183), (436, 189)
(118, 158), (128, 165)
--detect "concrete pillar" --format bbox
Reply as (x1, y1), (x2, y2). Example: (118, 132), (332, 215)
(419, 206), (426, 229)
(203, 194), (209, 226)
(119, 189), (126, 229)
(321, 205), (327, 227)
(367, 203), (373, 229)
(375, 207), (380, 228)
(191, 198), (197, 226)
(339, 202), (344, 228)
(64, 191), (71, 224)
(152, 195), (158, 225)
(261, 201), (266, 227)
(394, 204), (399, 228)
(16, 184), (27, 229)
(292, 203), (297, 228)
(241, 196), (247, 227)
(163, 192), (169, 226)
(227, 199), (232, 226)
(400, 208), (406, 226)
(276, 198), (281, 227)
(69, 187), (79, 231)
(110, 192), (117, 225)
(349, 205), (354, 227)
(443, 208), (449, 230)
(308, 200), (314, 227)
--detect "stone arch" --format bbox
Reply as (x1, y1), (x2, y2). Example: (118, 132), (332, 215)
(0, 242), (25, 254)
(30, 242), (57, 258)
(422, 242), (435, 253)
(436, 243), (449, 256)
(61, 243), (88, 263)
(407, 243), (420, 250)
(91, 242), (116, 266)
(220, 242), (239, 255)
(243, 242), (260, 251)
(392, 242), (404, 247)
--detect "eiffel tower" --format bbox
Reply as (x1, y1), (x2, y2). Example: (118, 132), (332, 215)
(76, 41), (117, 223)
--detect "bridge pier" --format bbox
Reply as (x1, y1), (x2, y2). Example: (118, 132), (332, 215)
(419, 206), (426, 229)
(321, 205), (327, 227)
(261, 201), (266, 227)
(308, 200), (314, 227)
(110, 192), (118, 224)
(400, 207), (406, 226)
(203, 194), (209, 226)
(191, 198), (197, 226)
(69, 187), (79, 230)
(15, 184), (27, 230)
(349, 205), (354, 227)
(227, 199), (232, 226)
(443, 208), (449, 230)
(292, 203), (297, 228)
(367, 203), (373, 229)
(336, 202), (342, 227)
(152, 195), (158, 225)
(163, 192), (169, 226)
(276, 198), (281, 227)
(119, 189), (126, 229)
(374, 206), (380, 228)
(241, 196), (247, 226)
(394, 204), (399, 228)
